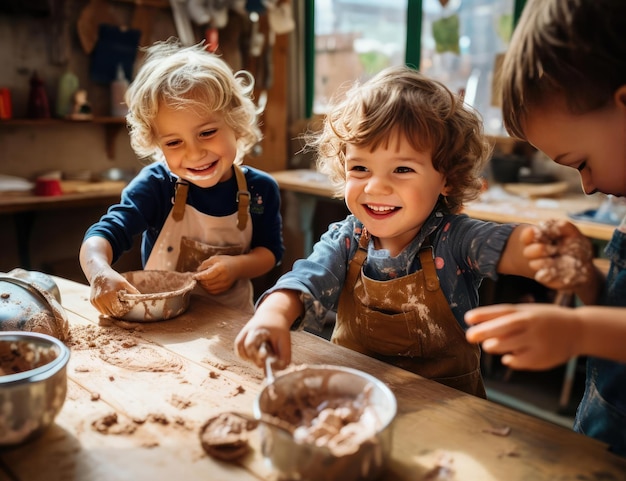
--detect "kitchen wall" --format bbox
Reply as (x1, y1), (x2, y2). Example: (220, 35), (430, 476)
(0, 1), (148, 176)
(0, 1), (290, 281)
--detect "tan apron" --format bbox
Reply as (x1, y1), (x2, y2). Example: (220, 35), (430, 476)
(333, 231), (486, 397)
(145, 165), (254, 313)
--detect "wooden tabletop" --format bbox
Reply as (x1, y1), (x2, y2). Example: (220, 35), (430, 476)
(2, 276), (625, 481)
(0, 181), (125, 214)
(270, 169), (615, 241)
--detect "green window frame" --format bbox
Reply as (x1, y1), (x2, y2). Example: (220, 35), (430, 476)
(305, 0), (527, 117)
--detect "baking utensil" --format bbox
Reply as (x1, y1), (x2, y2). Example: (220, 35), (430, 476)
(224, 410), (295, 436)
(0, 331), (70, 446)
(169, 0), (196, 46)
(259, 341), (276, 383)
(254, 365), (397, 481)
(117, 270), (196, 322)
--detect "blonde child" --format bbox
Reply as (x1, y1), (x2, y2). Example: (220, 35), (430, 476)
(80, 39), (284, 317)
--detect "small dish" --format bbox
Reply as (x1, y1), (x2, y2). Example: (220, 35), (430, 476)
(503, 181), (569, 198)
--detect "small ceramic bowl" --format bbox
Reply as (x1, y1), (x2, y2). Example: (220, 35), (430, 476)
(0, 331), (70, 446)
(118, 270), (196, 322)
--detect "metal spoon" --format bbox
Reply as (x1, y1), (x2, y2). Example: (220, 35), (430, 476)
(259, 341), (277, 384)
(225, 410), (295, 436)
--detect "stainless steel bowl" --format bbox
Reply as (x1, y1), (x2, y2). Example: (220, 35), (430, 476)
(118, 270), (196, 322)
(254, 365), (397, 481)
(0, 331), (70, 446)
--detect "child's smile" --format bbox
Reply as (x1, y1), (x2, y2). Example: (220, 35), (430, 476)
(364, 203), (399, 217)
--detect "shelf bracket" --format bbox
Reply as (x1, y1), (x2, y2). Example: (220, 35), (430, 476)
(104, 123), (124, 159)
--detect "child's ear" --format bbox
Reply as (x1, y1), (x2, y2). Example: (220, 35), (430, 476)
(615, 84), (626, 110)
(441, 183), (452, 196)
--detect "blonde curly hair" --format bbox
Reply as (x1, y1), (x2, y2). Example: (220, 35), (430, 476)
(312, 65), (490, 214)
(125, 38), (262, 163)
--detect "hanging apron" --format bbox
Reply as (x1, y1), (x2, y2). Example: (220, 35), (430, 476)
(333, 231), (486, 397)
(145, 165), (254, 313)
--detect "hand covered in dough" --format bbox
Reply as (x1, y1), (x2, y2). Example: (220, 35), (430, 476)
(89, 267), (140, 318)
(235, 321), (292, 370)
(194, 255), (238, 295)
(235, 290), (303, 370)
(465, 303), (582, 370)
(521, 219), (594, 290)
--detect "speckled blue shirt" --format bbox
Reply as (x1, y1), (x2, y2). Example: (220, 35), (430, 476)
(259, 205), (516, 332)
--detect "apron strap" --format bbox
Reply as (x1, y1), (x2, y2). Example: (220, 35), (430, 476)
(345, 227), (369, 288)
(234, 164), (250, 231)
(172, 180), (189, 221)
(419, 245), (440, 292)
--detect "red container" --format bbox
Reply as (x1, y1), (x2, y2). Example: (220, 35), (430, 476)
(0, 88), (12, 119)
(34, 178), (63, 196)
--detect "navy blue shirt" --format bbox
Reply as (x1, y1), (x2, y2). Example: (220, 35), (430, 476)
(84, 162), (284, 266)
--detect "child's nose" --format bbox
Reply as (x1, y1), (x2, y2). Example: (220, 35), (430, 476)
(364, 175), (392, 194)
(579, 171), (597, 195)
(186, 141), (206, 162)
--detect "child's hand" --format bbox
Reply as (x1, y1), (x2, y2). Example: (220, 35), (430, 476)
(521, 219), (594, 290)
(234, 313), (293, 370)
(194, 255), (238, 294)
(465, 303), (583, 370)
(89, 268), (140, 317)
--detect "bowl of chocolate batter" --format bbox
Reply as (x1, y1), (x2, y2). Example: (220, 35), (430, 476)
(254, 364), (397, 481)
(0, 331), (70, 446)
(118, 270), (197, 322)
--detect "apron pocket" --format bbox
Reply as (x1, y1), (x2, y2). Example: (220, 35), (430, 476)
(354, 308), (423, 357)
(176, 236), (243, 272)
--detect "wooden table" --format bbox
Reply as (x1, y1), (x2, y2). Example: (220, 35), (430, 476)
(270, 169), (615, 257)
(2, 276), (625, 481)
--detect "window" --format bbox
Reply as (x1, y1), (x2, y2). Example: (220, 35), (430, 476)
(309, 0), (526, 135)
(311, 0), (409, 114)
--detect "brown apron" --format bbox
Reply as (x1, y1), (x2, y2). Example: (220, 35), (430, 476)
(333, 231), (486, 397)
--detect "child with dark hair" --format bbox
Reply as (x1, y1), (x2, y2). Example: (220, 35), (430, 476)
(465, 0), (626, 456)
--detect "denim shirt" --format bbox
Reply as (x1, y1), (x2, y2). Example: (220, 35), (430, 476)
(574, 220), (626, 457)
(260, 206), (515, 333)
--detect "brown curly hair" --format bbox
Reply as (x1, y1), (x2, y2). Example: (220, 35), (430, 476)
(310, 65), (490, 214)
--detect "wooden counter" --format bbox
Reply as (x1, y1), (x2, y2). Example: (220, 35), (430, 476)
(0, 182), (125, 269)
(1, 276), (625, 481)
(270, 169), (615, 258)
(464, 191), (613, 242)
(0, 181), (125, 214)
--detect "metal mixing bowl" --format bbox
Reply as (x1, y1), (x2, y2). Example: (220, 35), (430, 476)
(118, 270), (197, 322)
(0, 331), (70, 446)
(254, 365), (397, 481)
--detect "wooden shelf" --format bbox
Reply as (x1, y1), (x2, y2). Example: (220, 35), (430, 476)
(0, 117), (128, 159)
